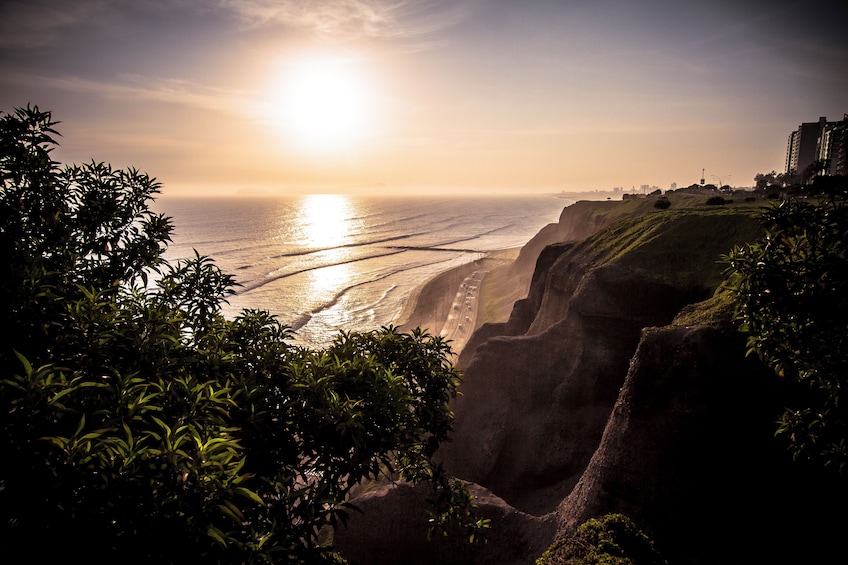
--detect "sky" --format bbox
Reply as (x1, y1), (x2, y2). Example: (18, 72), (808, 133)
(1, 0), (847, 197)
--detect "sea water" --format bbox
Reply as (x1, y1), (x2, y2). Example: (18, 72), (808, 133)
(154, 194), (568, 348)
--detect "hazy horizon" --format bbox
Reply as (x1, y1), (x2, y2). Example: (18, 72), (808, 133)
(154, 187), (605, 198)
(2, 1), (846, 197)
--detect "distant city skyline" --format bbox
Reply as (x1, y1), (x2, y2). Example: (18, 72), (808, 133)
(2, 1), (847, 196)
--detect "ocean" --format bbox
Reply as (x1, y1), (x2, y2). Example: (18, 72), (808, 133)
(154, 194), (569, 348)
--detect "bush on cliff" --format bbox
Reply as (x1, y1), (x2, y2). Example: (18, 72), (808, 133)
(652, 197), (670, 210)
(0, 105), (483, 563)
(536, 514), (666, 565)
(724, 197), (848, 475)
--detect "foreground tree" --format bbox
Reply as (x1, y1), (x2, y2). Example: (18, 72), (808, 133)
(0, 105), (483, 563)
(724, 197), (848, 475)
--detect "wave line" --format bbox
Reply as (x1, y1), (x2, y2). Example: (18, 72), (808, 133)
(237, 248), (409, 294)
(295, 256), (465, 327)
(260, 231), (430, 260)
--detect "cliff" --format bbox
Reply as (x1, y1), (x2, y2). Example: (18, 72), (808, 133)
(471, 197), (679, 334)
(335, 196), (848, 564)
(556, 293), (848, 563)
(442, 204), (764, 515)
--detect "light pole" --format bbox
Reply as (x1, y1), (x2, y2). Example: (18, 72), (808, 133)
(712, 174), (731, 191)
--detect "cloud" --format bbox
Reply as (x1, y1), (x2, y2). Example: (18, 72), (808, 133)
(0, 0), (474, 52)
(2, 71), (266, 118)
(0, 0), (106, 48)
(218, 0), (473, 47)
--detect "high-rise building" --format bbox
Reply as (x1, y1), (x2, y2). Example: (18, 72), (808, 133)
(786, 117), (827, 177)
(786, 115), (848, 179)
(819, 115), (848, 176)
(785, 130), (797, 174)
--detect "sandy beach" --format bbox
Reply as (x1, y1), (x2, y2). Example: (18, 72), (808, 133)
(397, 248), (520, 354)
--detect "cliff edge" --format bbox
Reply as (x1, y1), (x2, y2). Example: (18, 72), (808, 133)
(441, 204), (763, 515)
(555, 293), (848, 563)
(336, 196), (848, 564)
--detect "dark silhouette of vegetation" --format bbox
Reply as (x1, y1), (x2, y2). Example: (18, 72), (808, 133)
(752, 166), (847, 201)
(724, 197), (848, 475)
(536, 514), (666, 565)
(0, 105), (485, 564)
(705, 196), (726, 205)
(754, 170), (791, 191)
(810, 173), (848, 199)
(653, 196), (670, 209)
(800, 159), (830, 186)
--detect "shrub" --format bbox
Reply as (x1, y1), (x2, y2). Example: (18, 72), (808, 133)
(724, 198), (848, 474)
(536, 514), (666, 565)
(653, 197), (670, 210)
(705, 196), (726, 205)
(0, 105), (483, 563)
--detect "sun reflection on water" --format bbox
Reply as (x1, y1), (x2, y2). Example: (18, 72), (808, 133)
(297, 194), (355, 249)
(292, 195), (359, 333)
(308, 261), (352, 301)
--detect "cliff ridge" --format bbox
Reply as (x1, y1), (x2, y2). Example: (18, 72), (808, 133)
(336, 196), (848, 564)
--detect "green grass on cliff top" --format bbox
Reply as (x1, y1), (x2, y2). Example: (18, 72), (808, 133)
(671, 288), (737, 328)
(569, 194), (766, 288)
(477, 194), (766, 329)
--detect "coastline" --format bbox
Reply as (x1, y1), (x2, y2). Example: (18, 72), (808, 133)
(396, 248), (520, 354)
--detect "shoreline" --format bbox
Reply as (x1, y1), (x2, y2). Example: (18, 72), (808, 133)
(396, 248), (520, 354)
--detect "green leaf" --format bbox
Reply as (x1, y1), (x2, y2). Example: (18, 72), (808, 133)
(206, 526), (228, 547)
(74, 414), (86, 437)
(234, 487), (264, 505)
(216, 500), (244, 523)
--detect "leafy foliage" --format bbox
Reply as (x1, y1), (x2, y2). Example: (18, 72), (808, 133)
(536, 514), (666, 565)
(723, 198), (848, 474)
(0, 105), (481, 563)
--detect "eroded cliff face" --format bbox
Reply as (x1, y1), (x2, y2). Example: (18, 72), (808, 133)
(468, 198), (669, 335)
(556, 300), (848, 564)
(440, 207), (763, 515)
(336, 198), (848, 564)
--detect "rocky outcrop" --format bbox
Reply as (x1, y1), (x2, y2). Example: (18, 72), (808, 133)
(556, 299), (848, 564)
(506, 198), (666, 287)
(336, 198), (848, 564)
(332, 481), (556, 565)
(441, 207), (763, 515)
(465, 198), (665, 341)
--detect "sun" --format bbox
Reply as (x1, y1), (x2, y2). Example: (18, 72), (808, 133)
(270, 56), (376, 152)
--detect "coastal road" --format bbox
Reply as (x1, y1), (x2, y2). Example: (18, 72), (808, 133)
(440, 269), (486, 351)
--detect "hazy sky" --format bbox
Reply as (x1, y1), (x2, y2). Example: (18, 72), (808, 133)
(2, 0), (846, 196)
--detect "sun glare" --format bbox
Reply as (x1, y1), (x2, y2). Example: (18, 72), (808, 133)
(298, 193), (355, 249)
(270, 56), (376, 152)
